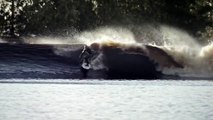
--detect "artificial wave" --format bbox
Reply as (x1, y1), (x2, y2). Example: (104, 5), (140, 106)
(0, 24), (213, 79)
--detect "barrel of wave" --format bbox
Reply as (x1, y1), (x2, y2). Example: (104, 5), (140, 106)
(84, 41), (184, 79)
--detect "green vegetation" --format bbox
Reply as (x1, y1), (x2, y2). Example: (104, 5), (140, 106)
(0, 0), (212, 41)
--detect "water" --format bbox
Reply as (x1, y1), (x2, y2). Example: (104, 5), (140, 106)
(0, 80), (213, 120)
(21, 25), (213, 78)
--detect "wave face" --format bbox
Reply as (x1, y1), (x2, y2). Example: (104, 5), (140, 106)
(0, 44), (84, 79)
(0, 43), (161, 79)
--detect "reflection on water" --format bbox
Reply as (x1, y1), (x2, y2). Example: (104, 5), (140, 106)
(0, 80), (213, 120)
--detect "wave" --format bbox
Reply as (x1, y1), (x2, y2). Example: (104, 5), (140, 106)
(68, 25), (213, 79)
(1, 25), (213, 79)
(0, 43), (82, 79)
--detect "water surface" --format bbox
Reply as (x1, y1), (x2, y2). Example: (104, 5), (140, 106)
(0, 80), (213, 120)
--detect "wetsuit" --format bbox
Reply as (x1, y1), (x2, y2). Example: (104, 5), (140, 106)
(80, 46), (92, 64)
(79, 45), (92, 77)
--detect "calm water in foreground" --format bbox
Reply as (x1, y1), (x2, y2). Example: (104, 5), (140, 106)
(0, 79), (213, 120)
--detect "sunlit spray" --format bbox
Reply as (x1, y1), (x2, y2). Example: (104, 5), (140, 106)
(0, 38), (6, 43)
(23, 36), (82, 45)
(74, 26), (136, 45)
(157, 25), (213, 77)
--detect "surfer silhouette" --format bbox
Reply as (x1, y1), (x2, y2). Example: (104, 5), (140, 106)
(80, 45), (92, 65)
(79, 45), (92, 78)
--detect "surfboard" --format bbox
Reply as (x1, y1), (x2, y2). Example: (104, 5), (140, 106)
(81, 62), (91, 70)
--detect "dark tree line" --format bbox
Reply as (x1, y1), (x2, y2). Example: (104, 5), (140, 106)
(0, 0), (212, 39)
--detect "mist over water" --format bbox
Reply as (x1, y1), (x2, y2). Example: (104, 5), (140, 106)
(19, 24), (213, 78)
(75, 27), (136, 45)
(157, 26), (213, 77)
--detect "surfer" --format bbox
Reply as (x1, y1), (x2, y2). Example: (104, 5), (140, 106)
(80, 45), (92, 65)
(79, 45), (93, 78)
(79, 43), (101, 78)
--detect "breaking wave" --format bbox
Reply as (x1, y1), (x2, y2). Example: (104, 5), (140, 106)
(67, 25), (213, 78)
(1, 24), (213, 79)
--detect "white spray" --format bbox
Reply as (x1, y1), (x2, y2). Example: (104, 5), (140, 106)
(155, 25), (213, 77)
(74, 26), (136, 45)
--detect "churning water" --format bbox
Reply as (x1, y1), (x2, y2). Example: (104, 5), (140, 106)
(0, 80), (213, 120)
